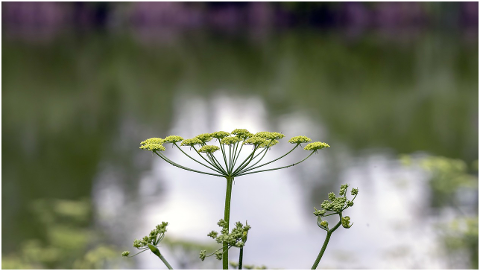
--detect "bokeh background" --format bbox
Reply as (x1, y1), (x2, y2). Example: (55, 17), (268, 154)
(2, 2), (478, 269)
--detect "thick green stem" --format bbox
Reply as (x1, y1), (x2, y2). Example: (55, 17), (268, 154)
(223, 177), (234, 269)
(311, 231), (332, 269)
(239, 247), (244, 269)
(311, 215), (342, 270)
(148, 244), (173, 270)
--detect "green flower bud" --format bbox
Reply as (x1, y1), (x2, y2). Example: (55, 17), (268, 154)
(198, 145), (220, 153)
(140, 138), (165, 146)
(133, 239), (142, 248)
(254, 131), (285, 140)
(244, 265), (254, 269)
(304, 142), (330, 151)
(235, 241), (245, 247)
(351, 188), (359, 195)
(195, 133), (213, 143)
(288, 135), (312, 144)
(121, 251), (130, 257)
(347, 200), (354, 207)
(221, 136), (242, 145)
(215, 250), (223, 260)
(211, 131), (231, 139)
(140, 143), (166, 152)
(328, 192), (336, 201)
(207, 231), (218, 239)
(342, 216), (353, 228)
(180, 138), (203, 147)
(243, 137), (266, 146)
(199, 250), (206, 261)
(229, 261), (239, 268)
(231, 129), (253, 139)
(321, 200), (332, 210)
(339, 184), (348, 196)
(320, 220), (328, 228)
(217, 219), (227, 228)
(164, 135), (184, 143)
(313, 207), (326, 216)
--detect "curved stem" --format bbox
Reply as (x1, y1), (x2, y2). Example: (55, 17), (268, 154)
(192, 146), (227, 175)
(207, 152), (227, 175)
(148, 244), (173, 270)
(311, 214), (342, 269)
(241, 144), (299, 173)
(238, 151), (314, 176)
(191, 146), (225, 172)
(232, 147), (260, 176)
(173, 143), (224, 174)
(236, 147), (270, 175)
(231, 142), (244, 169)
(154, 152), (224, 177)
(219, 142), (230, 174)
(223, 177), (234, 269)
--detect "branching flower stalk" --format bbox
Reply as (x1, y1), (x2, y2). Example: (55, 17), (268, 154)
(122, 222), (173, 269)
(200, 219), (251, 268)
(140, 129), (329, 269)
(311, 185), (358, 269)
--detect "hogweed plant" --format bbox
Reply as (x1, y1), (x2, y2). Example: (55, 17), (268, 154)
(311, 184), (358, 269)
(136, 129), (329, 269)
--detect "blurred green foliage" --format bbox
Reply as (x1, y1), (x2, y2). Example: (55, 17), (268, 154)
(2, 199), (121, 269)
(401, 155), (478, 268)
(162, 237), (220, 269)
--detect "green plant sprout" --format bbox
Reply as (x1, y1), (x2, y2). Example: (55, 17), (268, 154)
(139, 129), (329, 269)
(200, 219), (251, 269)
(122, 222), (173, 270)
(311, 184), (358, 269)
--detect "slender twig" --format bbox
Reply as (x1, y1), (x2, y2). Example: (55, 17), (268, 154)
(238, 151), (314, 176)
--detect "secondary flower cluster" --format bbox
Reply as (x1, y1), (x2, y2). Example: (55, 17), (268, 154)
(122, 222), (169, 257)
(200, 219), (251, 261)
(314, 184), (358, 231)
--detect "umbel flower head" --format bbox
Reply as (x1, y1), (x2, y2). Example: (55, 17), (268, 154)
(139, 129), (330, 178)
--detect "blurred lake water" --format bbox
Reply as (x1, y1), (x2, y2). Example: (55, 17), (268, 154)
(3, 25), (478, 268)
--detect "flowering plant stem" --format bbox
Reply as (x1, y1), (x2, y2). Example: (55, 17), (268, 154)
(148, 244), (173, 270)
(311, 213), (342, 269)
(239, 247), (244, 269)
(138, 131), (331, 268)
(223, 177), (234, 269)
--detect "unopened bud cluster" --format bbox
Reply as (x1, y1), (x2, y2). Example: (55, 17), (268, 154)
(122, 222), (169, 257)
(199, 219), (251, 261)
(314, 184), (358, 231)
